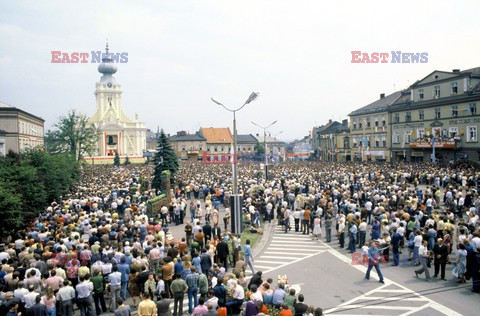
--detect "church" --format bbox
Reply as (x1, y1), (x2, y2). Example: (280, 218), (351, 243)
(88, 43), (147, 162)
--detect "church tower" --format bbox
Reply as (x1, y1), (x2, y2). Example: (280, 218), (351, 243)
(88, 43), (147, 159)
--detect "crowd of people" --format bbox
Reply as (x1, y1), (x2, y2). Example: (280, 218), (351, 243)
(0, 160), (479, 316)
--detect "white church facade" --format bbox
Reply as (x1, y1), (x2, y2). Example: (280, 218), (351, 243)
(88, 44), (147, 162)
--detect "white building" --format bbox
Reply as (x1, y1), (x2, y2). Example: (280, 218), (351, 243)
(88, 44), (147, 161)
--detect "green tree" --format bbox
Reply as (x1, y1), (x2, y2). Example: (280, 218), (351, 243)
(114, 151), (120, 166)
(0, 182), (23, 237)
(45, 109), (98, 161)
(254, 140), (265, 155)
(152, 129), (178, 191)
(124, 155), (131, 165)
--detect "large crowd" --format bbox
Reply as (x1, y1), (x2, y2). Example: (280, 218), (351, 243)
(0, 160), (479, 316)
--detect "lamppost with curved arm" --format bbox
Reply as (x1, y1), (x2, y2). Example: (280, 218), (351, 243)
(251, 120), (277, 181)
(211, 92), (259, 234)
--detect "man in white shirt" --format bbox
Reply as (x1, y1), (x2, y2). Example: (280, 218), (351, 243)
(414, 240), (431, 281)
(413, 231), (423, 265)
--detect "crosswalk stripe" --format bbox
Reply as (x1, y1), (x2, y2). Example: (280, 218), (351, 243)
(260, 255), (300, 260)
(267, 246), (326, 251)
(255, 260), (286, 264)
(270, 241), (325, 247)
(264, 251), (311, 255)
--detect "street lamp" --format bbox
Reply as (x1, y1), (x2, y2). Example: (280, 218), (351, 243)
(252, 120), (278, 181)
(211, 91), (259, 234)
(271, 130), (283, 160)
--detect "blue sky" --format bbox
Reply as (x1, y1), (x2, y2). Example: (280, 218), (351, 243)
(1, 0), (479, 140)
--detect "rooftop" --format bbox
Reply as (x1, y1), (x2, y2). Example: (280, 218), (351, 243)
(349, 91), (402, 116)
(199, 127), (233, 143)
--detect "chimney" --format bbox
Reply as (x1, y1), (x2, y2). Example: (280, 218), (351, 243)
(452, 69), (460, 73)
(256, 133), (259, 137)
(177, 131), (186, 136)
(380, 93), (385, 99)
(342, 119), (348, 126)
(328, 119), (332, 124)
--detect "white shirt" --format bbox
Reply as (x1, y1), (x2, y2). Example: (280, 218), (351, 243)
(414, 235), (423, 247)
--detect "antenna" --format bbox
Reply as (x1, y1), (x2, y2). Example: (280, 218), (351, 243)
(106, 39), (109, 54)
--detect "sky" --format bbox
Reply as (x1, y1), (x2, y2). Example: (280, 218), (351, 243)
(1, 0), (480, 141)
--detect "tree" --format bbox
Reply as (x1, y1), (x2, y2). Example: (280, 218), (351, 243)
(254, 140), (265, 157)
(124, 155), (131, 165)
(114, 151), (120, 166)
(152, 129), (178, 191)
(45, 109), (98, 161)
(0, 182), (23, 237)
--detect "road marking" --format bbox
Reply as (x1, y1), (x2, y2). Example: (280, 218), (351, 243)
(267, 247), (324, 252)
(321, 245), (462, 316)
(256, 260), (288, 264)
(260, 255), (301, 260)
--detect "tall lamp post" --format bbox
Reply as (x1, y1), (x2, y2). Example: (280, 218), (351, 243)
(211, 92), (259, 234)
(272, 130), (283, 161)
(252, 120), (277, 181)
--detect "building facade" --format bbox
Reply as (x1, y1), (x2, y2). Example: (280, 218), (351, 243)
(317, 119), (351, 162)
(199, 127), (234, 154)
(87, 44), (147, 161)
(0, 101), (44, 155)
(349, 92), (401, 162)
(254, 134), (286, 160)
(390, 68), (480, 162)
(169, 131), (206, 161)
(237, 134), (257, 153)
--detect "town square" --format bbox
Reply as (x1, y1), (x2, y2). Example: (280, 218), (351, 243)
(0, 1), (479, 315)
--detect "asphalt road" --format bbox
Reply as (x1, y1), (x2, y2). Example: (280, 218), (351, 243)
(255, 221), (479, 315)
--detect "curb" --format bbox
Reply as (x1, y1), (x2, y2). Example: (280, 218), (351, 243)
(252, 220), (275, 258)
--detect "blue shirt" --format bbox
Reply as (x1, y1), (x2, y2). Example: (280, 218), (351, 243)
(118, 263), (130, 282)
(368, 247), (381, 265)
(272, 288), (286, 305)
(244, 245), (252, 258)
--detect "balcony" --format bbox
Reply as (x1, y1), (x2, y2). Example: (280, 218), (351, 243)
(409, 138), (461, 149)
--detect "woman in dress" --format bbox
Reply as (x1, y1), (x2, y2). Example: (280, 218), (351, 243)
(454, 243), (467, 283)
(312, 215), (322, 240)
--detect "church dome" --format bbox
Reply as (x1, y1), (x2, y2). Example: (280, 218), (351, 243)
(98, 61), (117, 75)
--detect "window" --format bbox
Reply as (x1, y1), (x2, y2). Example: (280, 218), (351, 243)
(367, 136), (371, 147)
(419, 109), (424, 120)
(433, 85), (441, 98)
(352, 137), (357, 147)
(248, 147), (251, 151)
(199, 147), (203, 151)
(375, 137), (380, 147)
(451, 105), (458, 117)
(467, 126), (477, 142)
(366, 118), (371, 128)
(405, 131), (411, 144)
(358, 120), (363, 129)
(393, 132), (400, 144)
(352, 121), (357, 130)
(382, 136), (387, 147)
(405, 112), (412, 122)
(374, 117), (379, 127)
(468, 103), (477, 115)
(435, 107), (441, 119)
(0, 142), (5, 156)
(214, 146), (218, 152)
(393, 113), (400, 123)
(382, 116), (386, 127)
(344, 137), (349, 148)
(417, 128), (425, 139)
(221, 146), (224, 152)
(449, 127), (458, 138)
(182, 146), (186, 151)
(419, 89), (424, 99)
(207, 146), (210, 151)
(451, 82), (458, 95)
